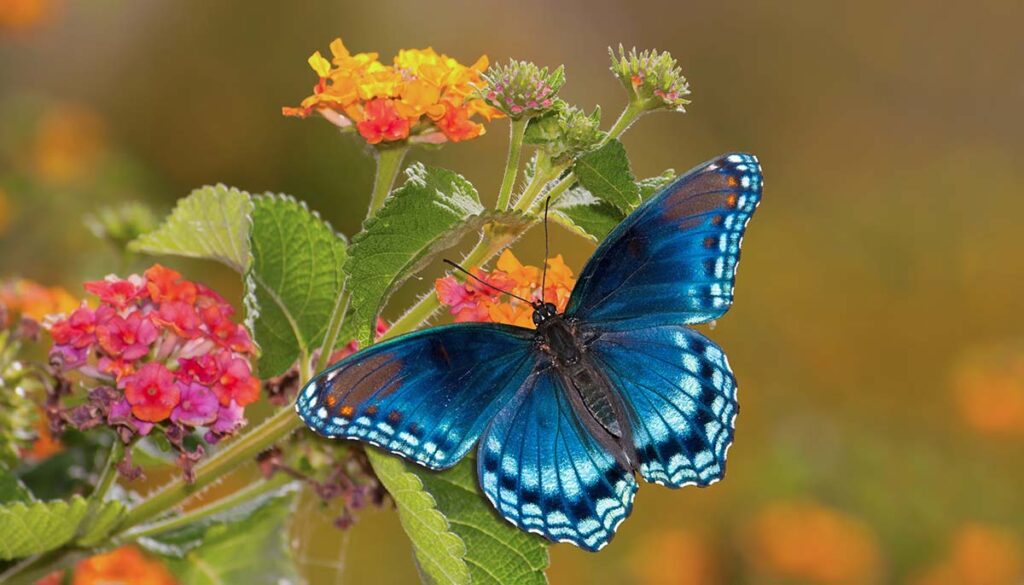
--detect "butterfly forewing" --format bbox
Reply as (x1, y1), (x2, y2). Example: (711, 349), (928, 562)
(565, 153), (763, 328)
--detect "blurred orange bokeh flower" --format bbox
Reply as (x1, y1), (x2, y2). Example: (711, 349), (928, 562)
(911, 523), (1023, 585)
(22, 410), (61, 460)
(740, 500), (883, 585)
(952, 344), (1024, 439)
(0, 0), (59, 31)
(0, 278), (77, 325)
(629, 529), (721, 585)
(284, 38), (502, 144)
(435, 250), (576, 328)
(31, 104), (106, 184)
(71, 545), (177, 585)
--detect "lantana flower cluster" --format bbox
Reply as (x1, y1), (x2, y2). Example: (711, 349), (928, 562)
(609, 45), (692, 112)
(47, 264), (259, 477)
(435, 250), (576, 328)
(283, 38), (503, 144)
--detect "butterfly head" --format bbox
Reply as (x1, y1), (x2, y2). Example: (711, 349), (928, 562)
(531, 302), (559, 326)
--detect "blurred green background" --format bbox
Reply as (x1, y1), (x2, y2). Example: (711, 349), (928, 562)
(2, 1), (1023, 583)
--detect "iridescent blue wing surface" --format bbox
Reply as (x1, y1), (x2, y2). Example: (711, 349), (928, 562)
(477, 365), (638, 551)
(296, 323), (535, 470)
(564, 153), (763, 328)
(586, 323), (737, 487)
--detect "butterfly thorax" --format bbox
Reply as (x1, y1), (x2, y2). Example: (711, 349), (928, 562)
(534, 306), (638, 470)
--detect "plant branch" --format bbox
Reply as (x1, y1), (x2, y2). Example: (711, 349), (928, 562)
(118, 472), (295, 543)
(114, 406), (303, 533)
(495, 118), (528, 210)
(367, 146), (409, 217)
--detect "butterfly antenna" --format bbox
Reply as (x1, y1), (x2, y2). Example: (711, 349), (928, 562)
(442, 259), (534, 305)
(539, 196), (551, 304)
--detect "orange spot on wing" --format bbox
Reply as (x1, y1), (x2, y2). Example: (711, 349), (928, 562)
(325, 394), (337, 407)
(727, 176), (738, 187)
(340, 405), (354, 417)
(388, 410), (402, 423)
(726, 194), (738, 208)
(365, 405), (379, 416)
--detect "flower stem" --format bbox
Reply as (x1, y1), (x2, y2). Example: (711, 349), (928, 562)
(605, 100), (645, 143)
(119, 472), (295, 543)
(314, 286), (349, 376)
(495, 118), (528, 210)
(367, 146), (409, 218)
(78, 439), (124, 534)
(115, 406), (303, 532)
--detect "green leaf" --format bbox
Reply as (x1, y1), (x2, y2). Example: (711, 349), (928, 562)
(161, 484), (301, 585)
(552, 187), (625, 242)
(75, 501), (127, 547)
(367, 449), (471, 585)
(248, 194), (348, 377)
(0, 467), (33, 504)
(345, 164), (485, 345)
(129, 184), (254, 273)
(572, 139), (639, 213)
(414, 459), (549, 585)
(638, 168), (676, 200)
(0, 496), (88, 560)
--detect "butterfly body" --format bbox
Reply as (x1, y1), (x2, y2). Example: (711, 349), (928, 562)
(297, 153), (763, 551)
(532, 305), (639, 471)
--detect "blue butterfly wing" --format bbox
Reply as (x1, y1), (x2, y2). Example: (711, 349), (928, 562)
(296, 323), (535, 470)
(586, 323), (737, 487)
(477, 365), (639, 551)
(565, 152), (763, 328)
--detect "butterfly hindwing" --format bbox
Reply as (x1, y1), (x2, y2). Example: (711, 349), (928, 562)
(296, 323), (535, 470)
(477, 365), (638, 551)
(587, 323), (737, 487)
(565, 153), (763, 328)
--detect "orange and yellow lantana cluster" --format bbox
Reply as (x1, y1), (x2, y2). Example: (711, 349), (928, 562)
(283, 38), (503, 144)
(0, 278), (77, 325)
(435, 250), (575, 328)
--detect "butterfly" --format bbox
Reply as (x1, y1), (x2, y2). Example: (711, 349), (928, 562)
(296, 152), (762, 551)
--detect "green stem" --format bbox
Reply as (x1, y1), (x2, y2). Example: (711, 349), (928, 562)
(119, 472), (294, 543)
(367, 146), (409, 217)
(495, 118), (528, 210)
(115, 406), (303, 532)
(1, 548), (85, 585)
(604, 100), (645, 142)
(90, 440), (123, 507)
(314, 286), (349, 375)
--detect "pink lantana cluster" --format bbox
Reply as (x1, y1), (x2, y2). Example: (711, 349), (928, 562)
(47, 265), (258, 464)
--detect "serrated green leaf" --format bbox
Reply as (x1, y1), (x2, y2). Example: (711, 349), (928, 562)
(129, 184), (254, 273)
(75, 501), (127, 547)
(248, 195), (348, 377)
(414, 459), (549, 585)
(367, 449), (471, 585)
(638, 169), (676, 200)
(572, 139), (639, 213)
(162, 485), (301, 585)
(552, 187), (625, 242)
(0, 467), (33, 504)
(345, 164), (485, 346)
(0, 496), (89, 560)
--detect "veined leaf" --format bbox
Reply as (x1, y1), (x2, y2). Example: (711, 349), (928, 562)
(552, 187), (625, 243)
(345, 164), (485, 346)
(0, 497), (88, 560)
(553, 169), (678, 242)
(414, 459), (549, 585)
(128, 184), (254, 273)
(75, 501), (127, 548)
(638, 168), (676, 200)
(367, 449), (471, 585)
(247, 195), (348, 377)
(161, 483), (302, 585)
(0, 467), (32, 504)
(572, 139), (639, 213)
